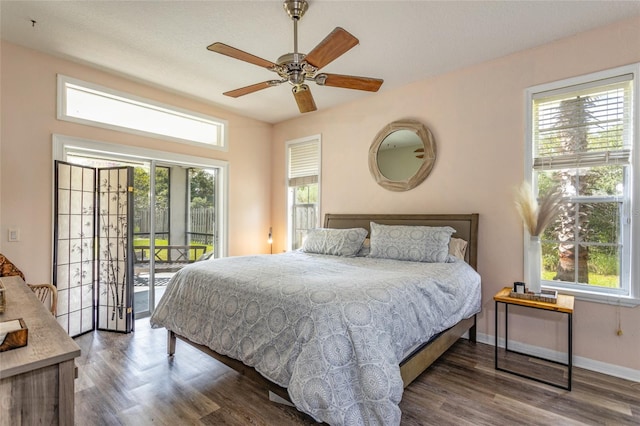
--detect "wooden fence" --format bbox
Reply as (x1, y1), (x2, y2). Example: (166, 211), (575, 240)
(134, 207), (215, 245)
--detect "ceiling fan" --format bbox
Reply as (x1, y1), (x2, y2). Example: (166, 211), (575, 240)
(207, 0), (384, 113)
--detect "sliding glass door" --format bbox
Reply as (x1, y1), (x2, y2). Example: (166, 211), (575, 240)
(54, 135), (227, 328)
(131, 164), (169, 317)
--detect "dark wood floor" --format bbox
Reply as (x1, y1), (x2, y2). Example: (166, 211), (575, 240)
(74, 319), (640, 425)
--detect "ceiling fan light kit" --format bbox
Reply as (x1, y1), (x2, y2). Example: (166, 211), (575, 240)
(207, 0), (383, 113)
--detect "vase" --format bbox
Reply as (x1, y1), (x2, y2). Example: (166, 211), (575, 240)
(527, 236), (542, 294)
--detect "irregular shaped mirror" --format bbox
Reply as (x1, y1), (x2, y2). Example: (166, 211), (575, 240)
(368, 120), (436, 191)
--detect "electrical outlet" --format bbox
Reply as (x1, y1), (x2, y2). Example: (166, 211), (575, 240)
(8, 227), (20, 242)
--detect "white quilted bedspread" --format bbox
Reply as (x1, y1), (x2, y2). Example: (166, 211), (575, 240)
(150, 251), (481, 425)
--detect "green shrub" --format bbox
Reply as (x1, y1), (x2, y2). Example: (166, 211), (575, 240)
(587, 250), (619, 276)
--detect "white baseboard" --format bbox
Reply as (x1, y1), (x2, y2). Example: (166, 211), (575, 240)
(475, 332), (640, 383)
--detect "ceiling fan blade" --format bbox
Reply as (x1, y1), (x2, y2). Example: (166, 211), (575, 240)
(292, 85), (317, 113)
(304, 27), (359, 70)
(223, 81), (281, 98)
(207, 42), (277, 70)
(317, 73), (383, 92)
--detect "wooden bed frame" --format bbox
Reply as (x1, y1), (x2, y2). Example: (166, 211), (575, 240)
(167, 213), (479, 403)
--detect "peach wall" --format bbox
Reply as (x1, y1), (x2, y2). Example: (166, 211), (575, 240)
(272, 16), (640, 373)
(0, 41), (273, 283)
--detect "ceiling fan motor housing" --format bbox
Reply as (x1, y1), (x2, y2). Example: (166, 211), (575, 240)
(277, 52), (312, 85)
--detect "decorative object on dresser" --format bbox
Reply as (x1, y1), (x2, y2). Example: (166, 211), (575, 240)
(369, 120), (436, 192)
(0, 253), (25, 281)
(151, 213), (480, 425)
(514, 181), (564, 294)
(0, 318), (28, 352)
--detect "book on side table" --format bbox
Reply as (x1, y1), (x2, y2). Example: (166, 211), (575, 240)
(508, 288), (558, 303)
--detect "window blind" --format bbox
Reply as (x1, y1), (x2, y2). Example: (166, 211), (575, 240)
(533, 150), (631, 170)
(288, 141), (319, 187)
(532, 75), (632, 171)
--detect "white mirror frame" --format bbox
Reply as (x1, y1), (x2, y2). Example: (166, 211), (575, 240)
(368, 119), (436, 191)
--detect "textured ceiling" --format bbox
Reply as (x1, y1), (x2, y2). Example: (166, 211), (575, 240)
(2, 1), (639, 124)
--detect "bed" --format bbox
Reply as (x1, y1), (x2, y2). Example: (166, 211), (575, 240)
(150, 213), (480, 425)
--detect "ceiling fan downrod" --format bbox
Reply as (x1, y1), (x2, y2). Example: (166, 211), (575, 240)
(283, 0), (308, 55)
(280, 0), (311, 86)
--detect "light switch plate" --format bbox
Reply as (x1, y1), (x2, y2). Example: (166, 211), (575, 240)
(8, 227), (20, 242)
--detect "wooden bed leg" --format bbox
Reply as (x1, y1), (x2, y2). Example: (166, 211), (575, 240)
(168, 330), (176, 355)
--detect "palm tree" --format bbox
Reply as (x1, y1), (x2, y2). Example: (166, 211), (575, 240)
(552, 96), (595, 283)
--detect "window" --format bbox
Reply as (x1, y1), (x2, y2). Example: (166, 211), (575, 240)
(286, 136), (321, 250)
(57, 75), (227, 150)
(525, 64), (639, 306)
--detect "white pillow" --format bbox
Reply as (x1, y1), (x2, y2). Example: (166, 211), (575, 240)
(301, 228), (368, 257)
(449, 237), (468, 260)
(368, 222), (455, 262)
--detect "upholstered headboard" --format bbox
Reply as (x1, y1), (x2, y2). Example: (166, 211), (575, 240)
(323, 213), (479, 270)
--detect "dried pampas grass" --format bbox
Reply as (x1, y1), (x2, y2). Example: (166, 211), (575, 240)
(515, 182), (564, 236)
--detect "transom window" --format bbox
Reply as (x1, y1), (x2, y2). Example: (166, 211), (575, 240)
(57, 75), (227, 150)
(525, 64), (639, 306)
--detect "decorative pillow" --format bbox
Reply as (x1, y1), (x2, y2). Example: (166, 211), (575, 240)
(449, 237), (468, 260)
(368, 222), (455, 263)
(0, 253), (25, 280)
(301, 228), (368, 257)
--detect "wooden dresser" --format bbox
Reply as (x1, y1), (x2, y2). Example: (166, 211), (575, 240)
(0, 276), (81, 425)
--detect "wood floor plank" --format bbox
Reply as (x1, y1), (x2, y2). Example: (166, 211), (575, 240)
(73, 319), (640, 425)
(493, 394), (586, 426)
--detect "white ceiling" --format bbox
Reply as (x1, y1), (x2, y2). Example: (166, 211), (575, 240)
(2, 1), (639, 124)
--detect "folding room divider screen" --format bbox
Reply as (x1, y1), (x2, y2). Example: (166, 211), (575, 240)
(54, 161), (134, 337)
